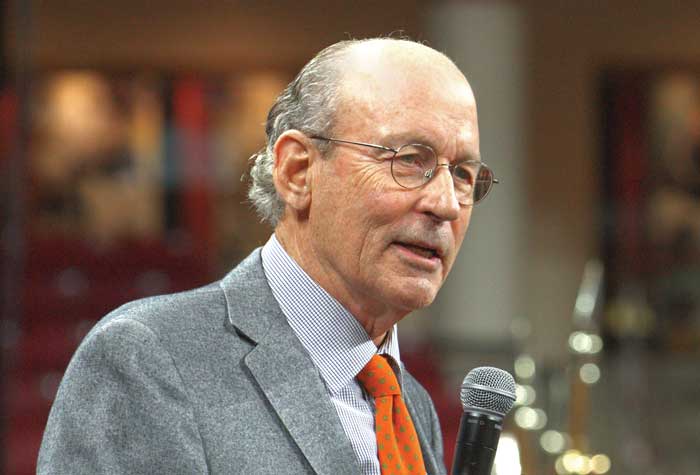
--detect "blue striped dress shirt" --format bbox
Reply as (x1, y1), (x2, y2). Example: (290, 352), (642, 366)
(261, 234), (403, 475)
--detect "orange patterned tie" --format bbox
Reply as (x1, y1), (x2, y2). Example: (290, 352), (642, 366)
(356, 354), (427, 475)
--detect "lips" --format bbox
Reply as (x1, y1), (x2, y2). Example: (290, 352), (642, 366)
(400, 243), (437, 259)
(394, 241), (442, 260)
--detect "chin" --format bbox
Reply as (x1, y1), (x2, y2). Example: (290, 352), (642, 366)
(389, 284), (439, 312)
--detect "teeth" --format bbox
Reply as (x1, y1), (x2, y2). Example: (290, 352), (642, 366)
(403, 244), (435, 259)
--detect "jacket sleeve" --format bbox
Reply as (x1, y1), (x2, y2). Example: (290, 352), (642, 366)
(37, 317), (209, 475)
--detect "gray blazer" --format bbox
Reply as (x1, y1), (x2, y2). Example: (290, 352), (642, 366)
(38, 249), (447, 474)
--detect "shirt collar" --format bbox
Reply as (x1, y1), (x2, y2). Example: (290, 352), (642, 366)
(260, 234), (402, 394)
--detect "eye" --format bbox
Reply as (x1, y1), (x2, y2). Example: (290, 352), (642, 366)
(393, 145), (434, 170)
(453, 163), (476, 185)
(395, 152), (424, 168)
(390, 144), (437, 188)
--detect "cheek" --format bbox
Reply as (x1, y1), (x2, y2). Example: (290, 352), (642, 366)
(319, 162), (386, 209)
(344, 167), (400, 226)
(310, 181), (374, 253)
(349, 164), (391, 194)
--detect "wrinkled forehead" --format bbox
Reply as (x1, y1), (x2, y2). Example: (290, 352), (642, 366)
(333, 41), (478, 151)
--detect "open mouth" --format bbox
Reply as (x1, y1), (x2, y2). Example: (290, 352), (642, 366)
(395, 242), (439, 260)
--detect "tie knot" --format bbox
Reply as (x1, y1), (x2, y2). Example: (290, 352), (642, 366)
(356, 354), (401, 398)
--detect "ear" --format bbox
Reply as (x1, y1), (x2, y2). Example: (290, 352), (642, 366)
(272, 130), (315, 214)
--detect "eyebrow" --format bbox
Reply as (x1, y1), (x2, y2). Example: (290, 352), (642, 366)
(379, 132), (482, 162)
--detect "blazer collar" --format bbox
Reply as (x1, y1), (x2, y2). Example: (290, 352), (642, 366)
(220, 249), (443, 475)
(220, 249), (361, 475)
(220, 248), (277, 343)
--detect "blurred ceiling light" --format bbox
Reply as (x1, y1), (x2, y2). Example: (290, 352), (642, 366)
(514, 354), (536, 380)
(590, 454), (611, 474)
(589, 334), (604, 354)
(540, 430), (568, 454)
(556, 451), (610, 475)
(577, 455), (592, 474)
(579, 363), (601, 385)
(554, 455), (568, 474)
(569, 331), (592, 353)
(514, 406), (547, 431)
(492, 433), (521, 475)
(568, 331), (604, 355)
(561, 450), (591, 474)
(514, 384), (536, 406)
(574, 292), (596, 316)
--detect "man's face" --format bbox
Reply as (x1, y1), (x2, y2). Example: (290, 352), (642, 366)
(304, 47), (480, 321)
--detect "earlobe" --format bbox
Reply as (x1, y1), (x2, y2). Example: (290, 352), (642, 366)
(272, 130), (314, 214)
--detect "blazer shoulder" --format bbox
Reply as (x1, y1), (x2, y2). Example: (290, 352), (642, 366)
(91, 281), (224, 338)
(91, 247), (266, 341)
(69, 247), (269, 372)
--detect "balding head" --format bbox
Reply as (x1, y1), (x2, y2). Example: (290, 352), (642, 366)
(340, 38), (471, 95)
(248, 37), (477, 226)
(332, 39), (477, 149)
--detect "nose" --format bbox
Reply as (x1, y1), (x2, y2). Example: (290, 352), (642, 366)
(415, 163), (461, 221)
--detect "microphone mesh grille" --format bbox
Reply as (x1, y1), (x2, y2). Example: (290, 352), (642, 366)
(460, 367), (516, 417)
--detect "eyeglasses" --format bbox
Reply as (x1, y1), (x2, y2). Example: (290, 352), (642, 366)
(310, 136), (498, 206)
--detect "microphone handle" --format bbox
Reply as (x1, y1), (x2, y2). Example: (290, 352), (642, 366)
(451, 411), (504, 475)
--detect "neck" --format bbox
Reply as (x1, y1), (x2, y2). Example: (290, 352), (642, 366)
(274, 220), (406, 341)
(372, 332), (389, 348)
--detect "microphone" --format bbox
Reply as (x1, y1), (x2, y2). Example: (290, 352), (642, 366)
(451, 367), (517, 475)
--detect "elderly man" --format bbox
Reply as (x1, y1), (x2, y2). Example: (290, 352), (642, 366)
(38, 38), (496, 475)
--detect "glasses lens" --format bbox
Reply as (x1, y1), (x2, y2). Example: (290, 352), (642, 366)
(391, 144), (437, 188)
(472, 165), (494, 204)
(391, 145), (496, 205)
(452, 162), (494, 205)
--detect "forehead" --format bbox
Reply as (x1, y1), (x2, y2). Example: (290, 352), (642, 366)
(334, 42), (479, 154)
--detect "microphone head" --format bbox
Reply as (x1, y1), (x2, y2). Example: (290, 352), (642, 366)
(460, 367), (517, 418)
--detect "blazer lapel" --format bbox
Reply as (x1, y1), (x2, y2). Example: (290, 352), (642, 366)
(244, 322), (360, 475)
(221, 250), (360, 475)
(403, 389), (443, 475)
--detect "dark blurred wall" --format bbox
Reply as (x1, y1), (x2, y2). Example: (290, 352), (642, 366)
(4, 0), (423, 71)
(1, 0), (6, 85)
(5, 0), (700, 361)
(523, 0), (700, 361)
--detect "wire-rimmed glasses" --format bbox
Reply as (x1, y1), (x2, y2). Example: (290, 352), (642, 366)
(310, 136), (498, 206)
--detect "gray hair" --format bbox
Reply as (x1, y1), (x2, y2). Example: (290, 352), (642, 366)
(247, 37), (427, 226)
(246, 40), (357, 226)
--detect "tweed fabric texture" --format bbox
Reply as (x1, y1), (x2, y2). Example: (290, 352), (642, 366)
(37, 247), (447, 474)
(261, 235), (402, 475)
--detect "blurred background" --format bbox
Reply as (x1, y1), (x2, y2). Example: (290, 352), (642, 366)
(2, 1), (700, 474)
